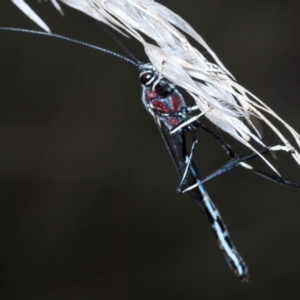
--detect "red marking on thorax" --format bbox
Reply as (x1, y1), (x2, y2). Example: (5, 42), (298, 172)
(145, 88), (182, 116)
(170, 94), (180, 112)
(151, 100), (170, 114)
(167, 117), (179, 127)
(145, 89), (159, 101)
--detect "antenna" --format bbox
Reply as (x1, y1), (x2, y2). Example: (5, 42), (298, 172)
(98, 22), (141, 65)
(0, 27), (139, 67)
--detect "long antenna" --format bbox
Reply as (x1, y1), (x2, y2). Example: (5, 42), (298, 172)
(98, 22), (141, 64)
(0, 27), (139, 67)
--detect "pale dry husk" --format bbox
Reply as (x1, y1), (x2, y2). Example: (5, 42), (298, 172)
(11, 0), (300, 171)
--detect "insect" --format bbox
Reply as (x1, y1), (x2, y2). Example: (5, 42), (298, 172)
(138, 62), (249, 280)
(1, 27), (299, 281)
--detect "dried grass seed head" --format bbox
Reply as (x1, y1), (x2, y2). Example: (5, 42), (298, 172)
(10, 0), (300, 170)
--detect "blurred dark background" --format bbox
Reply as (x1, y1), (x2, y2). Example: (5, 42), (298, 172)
(1, 1), (300, 299)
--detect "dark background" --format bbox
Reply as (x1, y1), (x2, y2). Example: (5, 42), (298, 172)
(1, 1), (300, 299)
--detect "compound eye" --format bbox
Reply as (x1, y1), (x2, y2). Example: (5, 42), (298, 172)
(139, 72), (153, 85)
